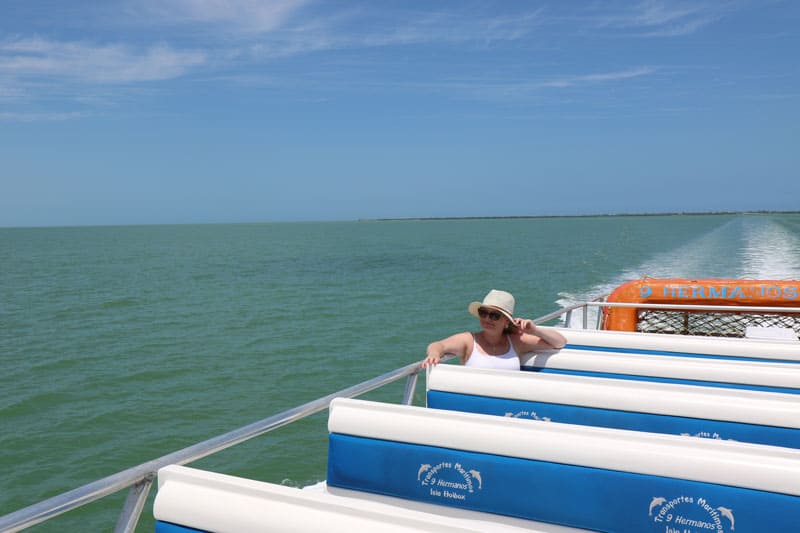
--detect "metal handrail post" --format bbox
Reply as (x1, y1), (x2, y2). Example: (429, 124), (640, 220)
(596, 304), (604, 329)
(113, 475), (153, 533)
(403, 355), (457, 405)
(402, 373), (419, 405)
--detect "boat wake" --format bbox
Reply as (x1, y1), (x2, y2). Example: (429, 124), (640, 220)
(556, 216), (800, 327)
(740, 217), (800, 280)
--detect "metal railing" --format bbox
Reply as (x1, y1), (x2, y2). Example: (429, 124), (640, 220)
(556, 297), (607, 329)
(586, 301), (800, 313)
(560, 299), (800, 331)
(0, 357), (444, 533)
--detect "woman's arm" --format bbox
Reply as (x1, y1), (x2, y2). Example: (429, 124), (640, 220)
(512, 319), (567, 350)
(421, 332), (472, 367)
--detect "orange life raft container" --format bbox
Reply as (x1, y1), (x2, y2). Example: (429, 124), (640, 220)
(602, 278), (800, 332)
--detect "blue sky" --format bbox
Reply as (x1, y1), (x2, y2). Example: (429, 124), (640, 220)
(1, 1), (798, 227)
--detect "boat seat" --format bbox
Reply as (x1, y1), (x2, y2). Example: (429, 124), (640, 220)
(552, 327), (800, 362)
(155, 398), (800, 532)
(153, 463), (574, 532)
(520, 347), (800, 394)
(326, 398), (800, 532)
(427, 365), (800, 448)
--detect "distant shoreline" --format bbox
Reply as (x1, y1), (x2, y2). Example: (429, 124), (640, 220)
(4, 210), (799, 230)
(361, 210), (800, 222)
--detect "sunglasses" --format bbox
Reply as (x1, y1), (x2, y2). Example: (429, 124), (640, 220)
(478, 308), (504, 321)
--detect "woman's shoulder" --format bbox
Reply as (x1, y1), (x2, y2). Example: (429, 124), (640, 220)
(452, 331), (476, 344)
(430, 331), (473, 349)
(456, 331), (476, 347)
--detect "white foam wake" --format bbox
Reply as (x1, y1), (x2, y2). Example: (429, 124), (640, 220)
(555, 217), (800, 327)
(739, 217), (800, 280)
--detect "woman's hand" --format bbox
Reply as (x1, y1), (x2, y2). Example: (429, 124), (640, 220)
(421, 333), (470, 368)
(420, 352), (442, 368)
(513, 318), (536, 334)
(515, 320), (567, 349)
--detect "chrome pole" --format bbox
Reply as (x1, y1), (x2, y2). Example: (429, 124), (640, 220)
(113, 475), (153, 533)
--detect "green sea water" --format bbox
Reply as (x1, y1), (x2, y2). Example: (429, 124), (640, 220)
(2, 213), (800, 531)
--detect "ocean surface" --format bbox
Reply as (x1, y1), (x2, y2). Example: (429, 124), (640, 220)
(2, 213), (800, 531)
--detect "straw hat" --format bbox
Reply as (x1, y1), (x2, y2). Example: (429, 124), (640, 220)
(468, 289), (515, 323)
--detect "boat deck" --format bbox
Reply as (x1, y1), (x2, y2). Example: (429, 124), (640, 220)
(2, 295), (799, 532)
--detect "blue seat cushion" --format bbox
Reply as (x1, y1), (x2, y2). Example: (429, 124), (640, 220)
(327, 432), (797, 532)
(427, 390), (800, 448)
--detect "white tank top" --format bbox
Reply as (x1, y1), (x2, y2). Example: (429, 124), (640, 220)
(464, 334), (520, 370)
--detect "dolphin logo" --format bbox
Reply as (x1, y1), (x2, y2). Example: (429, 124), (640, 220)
(716, 507), (735, 530)
(469, 470), (482, 490)
(648, 497), (666, 516)
(417, 464), (431, 481)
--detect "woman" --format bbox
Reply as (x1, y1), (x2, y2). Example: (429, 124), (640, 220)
(421, 289), (567, 369)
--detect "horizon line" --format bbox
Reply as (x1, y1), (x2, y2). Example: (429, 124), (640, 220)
(2, 210), (799, 230)
(361, 210), (800, 223)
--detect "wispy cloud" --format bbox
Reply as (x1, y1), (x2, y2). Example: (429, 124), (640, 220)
(0, 37), (207, 83)
(401, 65), (658, 104)
(0, 82), (26, 100)
(242, 9), (544, 62)
(354, 9), (544, 48)
(0, 35), (208, 121)
(0, 2), (736, 123)
(0, 3), (549, 121)
(0, 3), (545, 86)
(0, 110), (86, 122)
(540, 67), (657, 88)
(131, 0), (311, 35)
(593, 0), (732, 37)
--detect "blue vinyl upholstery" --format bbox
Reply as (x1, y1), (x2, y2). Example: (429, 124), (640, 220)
(427, 389), (800, 447)
(327, 432), (797, 532)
